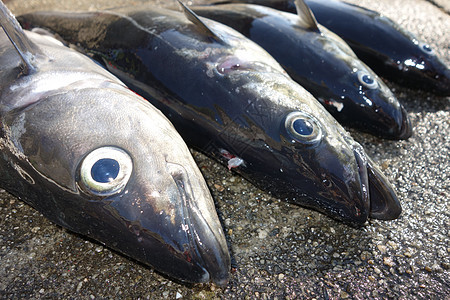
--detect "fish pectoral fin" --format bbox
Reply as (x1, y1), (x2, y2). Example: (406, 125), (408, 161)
(0, 1), (43, 74)
(176, 0), (226, 44)
(294, 0), (320, 32)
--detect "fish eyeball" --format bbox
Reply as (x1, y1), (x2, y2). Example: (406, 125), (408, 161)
(357, 71), (378, 89)
(419, 42), (435, 55)
(79, 147), (133, 196)
(285, 111), (322, 144)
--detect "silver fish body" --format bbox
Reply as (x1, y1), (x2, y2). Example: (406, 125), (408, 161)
(0, 1), (230, 286)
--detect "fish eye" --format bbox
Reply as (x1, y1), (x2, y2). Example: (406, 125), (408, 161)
(216, 56), (248, 74)
(357, 71), (378, 89)
(285, 111), (322, 144)
(419, 42), (434, 55)
(79, 146), (133, 196)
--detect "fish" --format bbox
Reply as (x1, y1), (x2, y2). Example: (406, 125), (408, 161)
(0, 0), (230, 286)
(191, 1), (412, 140)
(18, 1), (402, 226)
(213, 0), (450, 96)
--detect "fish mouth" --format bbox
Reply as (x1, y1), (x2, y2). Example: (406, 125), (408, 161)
(396, 105), (413, 140)
(353, 149), (402, 220)
(434, 68), (450, 96)
(167, 163), (230, 286)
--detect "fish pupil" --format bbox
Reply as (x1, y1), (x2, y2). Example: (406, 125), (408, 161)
(91, 158), (120, 183)
(422, 44), (432, 52)
(362, 75), (374, 84)
(293, 118), (314, 136)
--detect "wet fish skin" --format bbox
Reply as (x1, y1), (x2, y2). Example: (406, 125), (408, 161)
(1, 1), (230, 286)
(304, 0), (450, 96)
(192, 3), (412, 140)
(214, 0), (450, 96)
(18, 6), (402, 226)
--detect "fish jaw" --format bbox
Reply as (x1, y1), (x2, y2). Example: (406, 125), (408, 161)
(366, 159), (402, 220)
(279, 132), (401, 225)
(350, 142), (401, 220)
(431, 67), (450, 96)
(2, 84), (230, 285)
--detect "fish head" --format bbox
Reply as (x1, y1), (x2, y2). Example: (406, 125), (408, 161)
(6, 81), (229, 285)
(358, 14), (450, 96)
(278, 105), (402, 224)
(190, 18), (402, 226)
(314, 27), (412, 140)
(274, 79), (401, 225)
(396, 39), (450, 96)
(339, 67), (412, 139)
(209, 54), (401, 225)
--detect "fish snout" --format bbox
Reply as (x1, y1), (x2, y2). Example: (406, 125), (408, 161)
(362, 88), (412, 140)
(433, 67), (450, 96)
(166, 162), (231, 286)
(99, 162), (230, 285)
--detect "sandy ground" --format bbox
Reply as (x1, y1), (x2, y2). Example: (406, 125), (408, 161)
(1, 0), (449, 298)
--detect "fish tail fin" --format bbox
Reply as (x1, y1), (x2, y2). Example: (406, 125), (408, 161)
(176, 0), (226, 44)
(0, 0), (42, 74)
(294, 0), (320, 32)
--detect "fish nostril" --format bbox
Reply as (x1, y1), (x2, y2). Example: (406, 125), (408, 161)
(166, 162), (192, 203)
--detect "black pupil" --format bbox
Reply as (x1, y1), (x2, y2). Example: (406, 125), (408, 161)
(362, 75), (374, 84)
(293, 118), (314, 136)
(422, 44), (432, 52)
(91, 158), (120, 183)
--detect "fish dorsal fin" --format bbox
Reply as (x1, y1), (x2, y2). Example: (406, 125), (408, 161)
(0, 1), (42, 74)
(294, 0), (320, 32)
(176, 0), (226, 44)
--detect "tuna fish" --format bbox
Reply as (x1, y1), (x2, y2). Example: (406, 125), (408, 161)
(0, 0), (230, 285)
(192, 2), (412, 139)
(213, 0), (450, 95)
(18, 2), (402, 225)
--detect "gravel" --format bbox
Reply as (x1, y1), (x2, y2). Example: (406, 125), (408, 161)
(1, 0), (449, 298)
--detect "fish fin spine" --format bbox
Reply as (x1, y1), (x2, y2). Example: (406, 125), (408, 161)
(294, 0), (320, 32)
(0, 0), (42, 74)
(176, 0), (226, 44)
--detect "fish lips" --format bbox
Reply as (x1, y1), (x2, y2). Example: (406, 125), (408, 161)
(298, 137), (401, 225)
(430, 67), (450, 96)
(352, 147), (402, 221)
(97, 162), (230, 286)
(166, 162), (231, 286)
